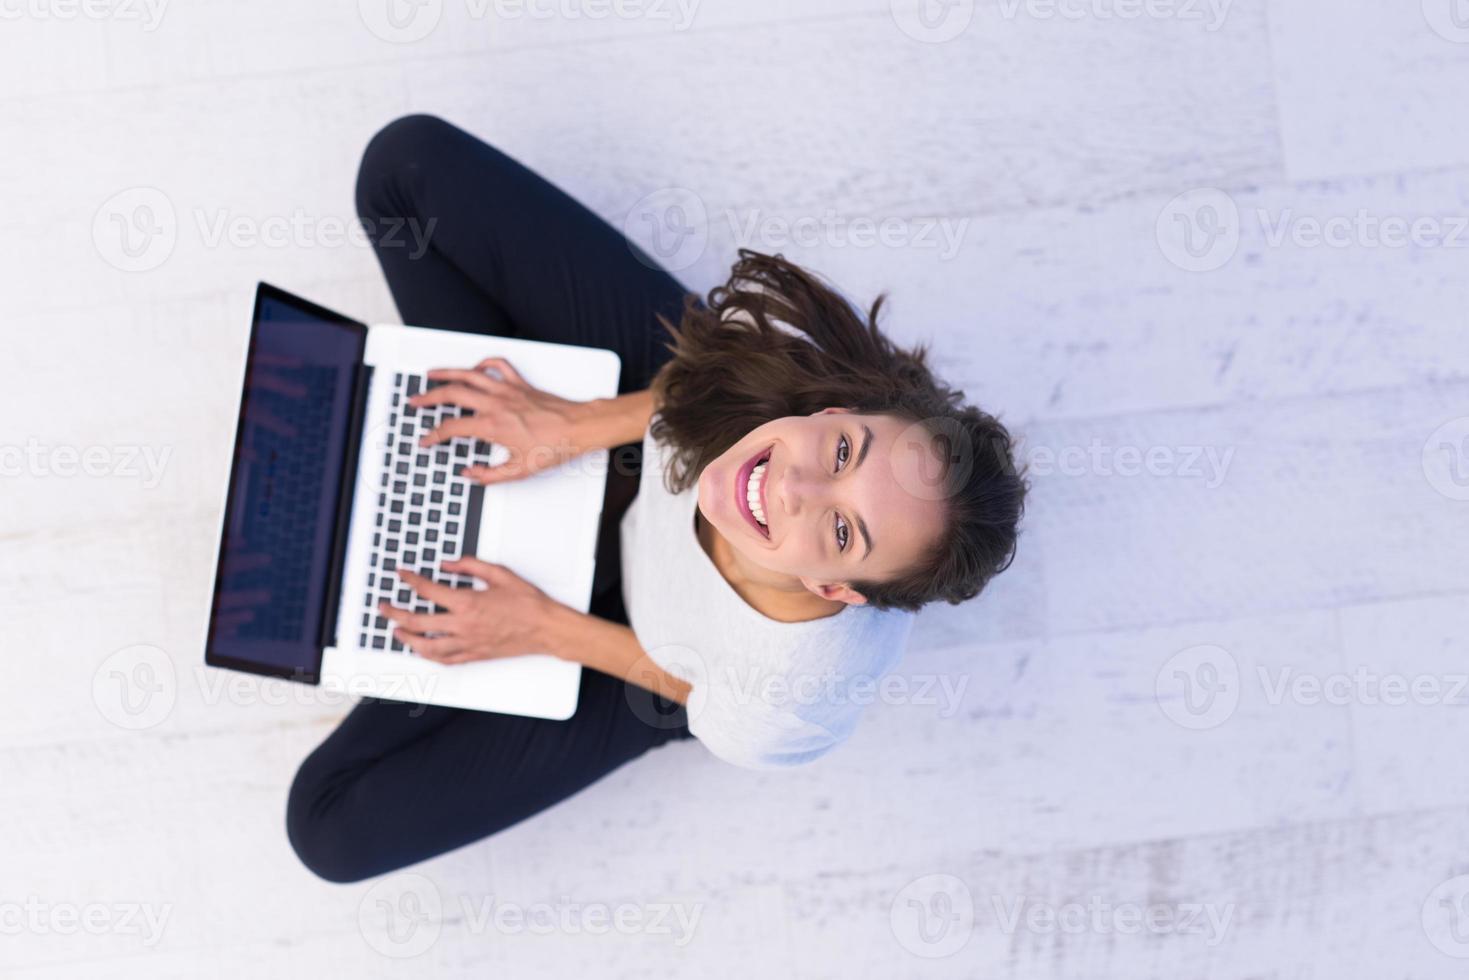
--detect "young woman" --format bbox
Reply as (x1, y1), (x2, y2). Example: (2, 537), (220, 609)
(286, 115), (1025, 883)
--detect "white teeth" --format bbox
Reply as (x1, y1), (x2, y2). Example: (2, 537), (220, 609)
(745, 460), (768, 528)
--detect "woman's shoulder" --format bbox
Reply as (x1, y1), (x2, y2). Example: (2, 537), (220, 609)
(804, 603), (913, 660)
(686, 605), (915, 768)
(728, 602), (915, 685)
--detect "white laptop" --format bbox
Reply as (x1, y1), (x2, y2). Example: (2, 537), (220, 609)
(203, 282), (619, 720)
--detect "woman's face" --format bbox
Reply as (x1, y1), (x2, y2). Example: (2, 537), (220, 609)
(696, 408), (948, 605)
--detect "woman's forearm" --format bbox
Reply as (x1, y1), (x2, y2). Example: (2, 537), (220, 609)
(538, 600), (690, 705)
(574, 388), (655, 450)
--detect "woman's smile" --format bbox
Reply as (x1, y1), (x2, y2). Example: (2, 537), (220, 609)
(734, 444), (773, 539)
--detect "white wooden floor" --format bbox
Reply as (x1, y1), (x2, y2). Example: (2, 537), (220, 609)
(4, 0), (1469, 976)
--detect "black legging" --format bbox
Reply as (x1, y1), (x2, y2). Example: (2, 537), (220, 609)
(286, 114), (697, 884)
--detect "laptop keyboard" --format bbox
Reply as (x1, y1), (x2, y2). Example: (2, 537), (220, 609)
(358, 372), (491, 654)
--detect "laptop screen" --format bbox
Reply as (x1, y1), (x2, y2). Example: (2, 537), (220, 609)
(205, 285), (366, 682)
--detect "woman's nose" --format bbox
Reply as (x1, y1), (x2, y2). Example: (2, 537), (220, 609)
(778, 463), (825, 514)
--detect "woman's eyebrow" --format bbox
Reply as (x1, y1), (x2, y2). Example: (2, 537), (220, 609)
(852, 424), (874, 559)
(853, 424), (874, 471)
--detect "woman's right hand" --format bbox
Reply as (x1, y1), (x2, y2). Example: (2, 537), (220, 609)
(409, 357), (602, 485)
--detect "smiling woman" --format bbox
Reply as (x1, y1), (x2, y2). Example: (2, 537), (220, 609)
(655, 250), (1026, 614)
(286, 115), (1026, 884)
(608, 250), (1027, 767)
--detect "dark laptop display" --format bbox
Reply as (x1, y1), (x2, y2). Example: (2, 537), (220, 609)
(205, 286), (366, 681)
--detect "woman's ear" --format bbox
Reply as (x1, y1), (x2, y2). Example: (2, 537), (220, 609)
(812, 406), (857, 417)
(801, 578), (869, 606)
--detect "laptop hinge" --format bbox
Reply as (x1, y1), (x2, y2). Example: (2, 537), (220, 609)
(320, 361), (374, 652)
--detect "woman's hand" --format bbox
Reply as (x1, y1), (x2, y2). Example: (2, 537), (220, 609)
(378, 558), (557, 665)
(410, 357), (599, 485)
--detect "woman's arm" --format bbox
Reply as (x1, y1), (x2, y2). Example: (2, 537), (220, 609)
(383, 561), (690, 705)
(572, 388), (656, 450)
(407, 360), (657, 485)
(539, 599), (691, 705)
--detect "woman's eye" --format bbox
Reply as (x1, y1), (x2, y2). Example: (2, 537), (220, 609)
(835, 513), (849, 552)
(835, 434), (851, 472)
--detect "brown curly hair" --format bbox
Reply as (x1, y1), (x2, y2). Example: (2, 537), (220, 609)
(648, 250), (1026, 612)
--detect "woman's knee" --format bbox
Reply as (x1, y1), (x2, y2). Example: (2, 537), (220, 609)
(355, 113), (463, 221)
(285, 759), (374, 884)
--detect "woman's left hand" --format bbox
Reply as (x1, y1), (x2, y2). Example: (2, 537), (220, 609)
(379, 559), (556, 665)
